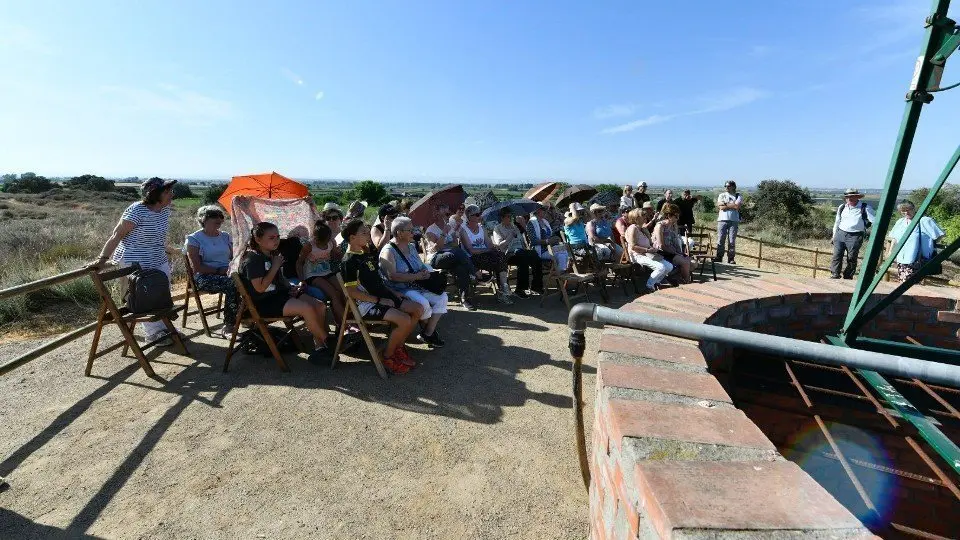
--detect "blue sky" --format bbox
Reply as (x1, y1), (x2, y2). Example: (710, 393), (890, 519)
(1, 0), (957, 188)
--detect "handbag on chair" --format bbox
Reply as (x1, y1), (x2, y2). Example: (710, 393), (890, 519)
(390, 243), (449, 294)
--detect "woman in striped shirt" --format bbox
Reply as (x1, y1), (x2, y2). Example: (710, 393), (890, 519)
(92, 177), (179, 345)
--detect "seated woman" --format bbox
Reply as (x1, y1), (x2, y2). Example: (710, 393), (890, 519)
(527, 205), (568, 271)
(371, 204), (398, 253)
(887, 200), (946, 282)
(587, 203), (624, 263)
(493, 207), (543, 298)
(652, 203), (692, 284)
(298, 221), (346, 324)
(184, 205), (239, 339)
(239, 222), (332, 362)
(624, 209), (674, 291)
(425, 203), (479, 311)
(381, 216), (448, 348)
(563, 203), (589, 246)
(459, 204), (513, 304)
(341, 219), (423, 374)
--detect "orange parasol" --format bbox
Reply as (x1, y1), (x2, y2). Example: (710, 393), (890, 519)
(524, 181), (562, 202)
(218, 172), (310, 215)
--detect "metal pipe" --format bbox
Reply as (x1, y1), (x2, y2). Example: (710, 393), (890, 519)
(566, 302), (960, 488)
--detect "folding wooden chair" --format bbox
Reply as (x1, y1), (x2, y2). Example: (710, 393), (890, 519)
(331, 274), (391, 379)
(683, 231), (717, 282)
(620, 236), (651, 292)
(540, 244), (599, 309)
(560, 230), (610, 304)
(223, 273), (307, 373)
(180, 253), (224, 337)
(86, 264), (189, 378)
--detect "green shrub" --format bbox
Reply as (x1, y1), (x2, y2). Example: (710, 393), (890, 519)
(66, 174), (114, 192)
(172, 182), (194, 199)
(202, 183), (228, 205)
(5, 174), (53, 193)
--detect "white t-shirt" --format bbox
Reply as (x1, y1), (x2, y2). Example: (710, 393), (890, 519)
(620, 195), (634, 209)
(716, 192), (742, 222)
(425, 223), (455, 256)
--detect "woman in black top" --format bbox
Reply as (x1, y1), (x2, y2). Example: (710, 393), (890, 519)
(239, 222), (331, 360)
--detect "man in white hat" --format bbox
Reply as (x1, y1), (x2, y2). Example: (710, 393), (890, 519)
(633, 181), (651, 208)
(714, 180), (742, 264)
(587, 202), (623, 262)
(830, 188), (875, 279)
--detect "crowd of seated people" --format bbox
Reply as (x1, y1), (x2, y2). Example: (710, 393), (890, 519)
(95, 177), (712, 377)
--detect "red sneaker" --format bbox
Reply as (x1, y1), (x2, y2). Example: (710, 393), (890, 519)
(382, 353), (410, 375)
(395, 345), (416, 367)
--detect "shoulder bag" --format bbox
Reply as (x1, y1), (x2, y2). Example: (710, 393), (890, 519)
(390, 243), (448, 294)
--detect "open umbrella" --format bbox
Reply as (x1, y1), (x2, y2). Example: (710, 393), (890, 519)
(218, 172), (310, 215)
(407, 184), (467, 227)
(554, 184), (598, 209)
(524, 181), (562, 202)
(480, 198), (543, 225)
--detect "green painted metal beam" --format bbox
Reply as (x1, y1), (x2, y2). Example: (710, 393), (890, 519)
(847, 336), (960, 365)
(843, 144), (960, 327)
(845, 236), (960, 337)
(826, 336), (960, 476)
(844, 0), (955, 342)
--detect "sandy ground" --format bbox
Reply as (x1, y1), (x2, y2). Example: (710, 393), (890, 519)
(0, 289), (617, 539)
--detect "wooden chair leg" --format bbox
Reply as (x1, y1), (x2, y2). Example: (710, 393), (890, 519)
(331, 309), (350, 369)
(257, 321), (290, 372)
(223, 314), (245, 373)
(117, 320), (156, 377)
(358, 323), (388, 379)
(195, 292), (213, 337)
(283, 319), (307, 354)
(121, 321), (135, 357)
(162, 317), (190, 356)
(86, 305), (107, 376)
(217, 293), (224, 318)
(560, 279), (572, 309)
(181, 287), (191, 329)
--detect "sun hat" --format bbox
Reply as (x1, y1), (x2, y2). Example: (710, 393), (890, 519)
(843, 188), (865, 198)
(641, 201), (654, 209)
(589, 203), (606, 213)
(569, 202), (585, 213)
(140, 177), (177, 195)
(322, 202), (343, 214)
(345, 200), (367, 220)
(637, 181), (648, 188)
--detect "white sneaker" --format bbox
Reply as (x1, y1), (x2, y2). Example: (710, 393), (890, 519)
(215, 326), (232, 339)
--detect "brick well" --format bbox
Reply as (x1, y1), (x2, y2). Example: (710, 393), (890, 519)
(589, 276), (960, 539)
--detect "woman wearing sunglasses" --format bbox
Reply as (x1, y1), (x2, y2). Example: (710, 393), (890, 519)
(459, 204), (513, 304)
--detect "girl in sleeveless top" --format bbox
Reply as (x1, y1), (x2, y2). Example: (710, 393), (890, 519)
(298, 221), (346, 324)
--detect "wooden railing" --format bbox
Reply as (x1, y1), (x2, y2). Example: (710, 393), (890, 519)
(694, 226), (956, 286)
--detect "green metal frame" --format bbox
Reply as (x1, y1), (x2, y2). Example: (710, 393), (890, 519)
(840, 0), (959, 346)
(830, 0), (960, 477)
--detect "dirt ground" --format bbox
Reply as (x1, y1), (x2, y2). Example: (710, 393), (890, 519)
(0, 289), (614, 539)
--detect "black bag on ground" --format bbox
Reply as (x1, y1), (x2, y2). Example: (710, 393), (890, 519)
(125, 268), (173, 314)
(241, 326), (300, 356)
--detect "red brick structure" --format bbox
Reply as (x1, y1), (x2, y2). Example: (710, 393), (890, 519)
(590, 276), (960, 539)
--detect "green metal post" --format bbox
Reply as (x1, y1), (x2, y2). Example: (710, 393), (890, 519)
(843, 144), (960, 324)
(843, 0), (954, 342)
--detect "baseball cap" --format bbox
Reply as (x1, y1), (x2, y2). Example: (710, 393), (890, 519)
(140, 177), (177, 196)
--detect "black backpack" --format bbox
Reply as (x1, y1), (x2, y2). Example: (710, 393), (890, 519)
(125, 268), (174, 314)
(836, 203), (872, 229)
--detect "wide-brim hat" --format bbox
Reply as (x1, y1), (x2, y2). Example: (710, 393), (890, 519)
(843, 188), (864, 198)
(322, 202), (343, 214)
(589, 203), (606, 213)
(641, 201), (654, 210)
(569, 202), (585, 213)
(637, 181), (648, 188)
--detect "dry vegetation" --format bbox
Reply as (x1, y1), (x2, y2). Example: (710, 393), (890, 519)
(0, 189), (202, 338)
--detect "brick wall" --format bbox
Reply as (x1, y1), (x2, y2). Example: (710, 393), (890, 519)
(589, 276), (959, 539)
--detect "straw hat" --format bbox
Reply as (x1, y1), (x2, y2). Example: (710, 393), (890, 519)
(589, 203), (606, 213)
(322, 202), (343, 214)
(641, 201), (654, 210)
(843, 188), (865, 198)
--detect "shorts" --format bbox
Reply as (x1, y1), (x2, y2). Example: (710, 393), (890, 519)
(254, 291), (290, 318)
(356, 301), (390, 321)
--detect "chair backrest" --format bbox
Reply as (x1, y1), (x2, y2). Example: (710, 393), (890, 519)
(231, 272), (266, 321)
(88, 264), (141, 316)
(335, 273), (377, 327)
(182, 253), (200, 291)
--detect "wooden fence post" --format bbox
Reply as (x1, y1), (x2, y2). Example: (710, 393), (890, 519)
(757, 240), (763, 269)
(813, 248), (819, 278)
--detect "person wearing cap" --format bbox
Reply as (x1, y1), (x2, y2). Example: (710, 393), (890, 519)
(587, 203), (624, 263)
(714, 180), (742, 264)
(90, 177), (181, 345)
(633, 182), (651, 208)
(371, 204), (399, 253)
(830, 188), (875, 279)
(184, 205), (239, 338)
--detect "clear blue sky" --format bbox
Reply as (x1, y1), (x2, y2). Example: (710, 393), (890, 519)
(1, 0), (957, 188)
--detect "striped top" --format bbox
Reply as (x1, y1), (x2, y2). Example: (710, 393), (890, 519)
(113, 202), (171, 270)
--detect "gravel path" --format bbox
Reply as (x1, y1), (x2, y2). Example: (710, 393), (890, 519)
(1, 294), (606, 539)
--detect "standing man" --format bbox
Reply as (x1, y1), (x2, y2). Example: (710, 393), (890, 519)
(714, 180), (742, 264)
(655, 189), (674, 212)
(830, 188), (875, 279)
(676, 190), (701, 237)
(633, 181), (651, 209)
